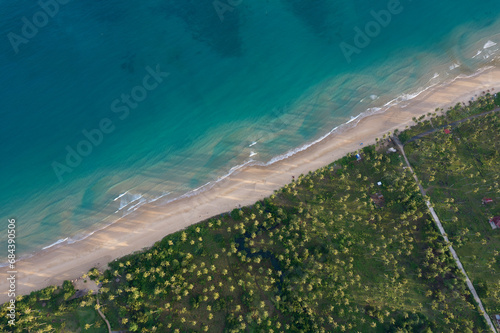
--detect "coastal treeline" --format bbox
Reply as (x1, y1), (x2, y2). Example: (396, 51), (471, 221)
(1, 93), (498, 332)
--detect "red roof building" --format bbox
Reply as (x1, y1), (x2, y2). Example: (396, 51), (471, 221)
(483, 198), (493, 204)
(490, 216), (500, 228)
(444, 129), (451, 134)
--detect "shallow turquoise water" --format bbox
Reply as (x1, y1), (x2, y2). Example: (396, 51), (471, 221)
(0, 0), (499, 256)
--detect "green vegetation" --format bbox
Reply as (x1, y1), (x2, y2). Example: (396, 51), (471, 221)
(405, 94), (500, 315)
(398, 91), (500, 144)
(95, 146), (485, 332)
(1, 93), (499, 332)
(0, 281), (107, 332)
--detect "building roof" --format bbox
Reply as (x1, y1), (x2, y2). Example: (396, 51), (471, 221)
(490, 216), (500, 227)
(444, 129), (451, 134)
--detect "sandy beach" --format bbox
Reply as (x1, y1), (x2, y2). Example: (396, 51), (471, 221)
(2, 67), (500, 304)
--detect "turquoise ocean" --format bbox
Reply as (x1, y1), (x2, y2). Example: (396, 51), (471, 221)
(1, 0), (499, 258)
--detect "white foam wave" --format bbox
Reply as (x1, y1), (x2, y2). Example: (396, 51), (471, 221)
(42, 237), (68, 250)
(449, 63), (460, 70)
(162, 159), (259, 205)
(115, 192), (143, 212)
(250, 151), (257, 157)
(472, 50), (482, 59)
(66, 195), (153, 244)
(148, 192), (171, 204)
(484, 40), (497, 49)
(382, 82), (439, 109)
(367, 107), (382, 113)
(217, 159), (255, 182)
(249, 141), (257, 147)
(127, 198), (147, 212)
(113, 190), (128, 201)
(452, 65), (495, 81)
(482, 47), (499, 60)
(67, 224), (111, 244)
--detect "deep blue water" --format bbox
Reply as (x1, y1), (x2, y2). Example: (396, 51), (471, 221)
(0, 0), (499, 256)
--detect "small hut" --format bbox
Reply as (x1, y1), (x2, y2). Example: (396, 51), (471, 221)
(489, 216), (500, 229)
(482, 198), (493, 204)
(370, 193), (385, 207)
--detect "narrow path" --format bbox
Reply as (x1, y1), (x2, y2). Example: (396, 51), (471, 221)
(393, 136), (498, 333)
(96, 296), (112, 333)
(405, 107), (500, 144)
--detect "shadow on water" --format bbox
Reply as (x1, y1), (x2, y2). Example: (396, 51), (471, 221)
(158, 0), (243, 57)
(281, 0), (347, 42)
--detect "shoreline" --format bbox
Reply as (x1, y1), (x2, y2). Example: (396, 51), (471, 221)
(3, 66), (494, 262)
(1, 67), (500, 304)
(11, 65), (488, 260)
